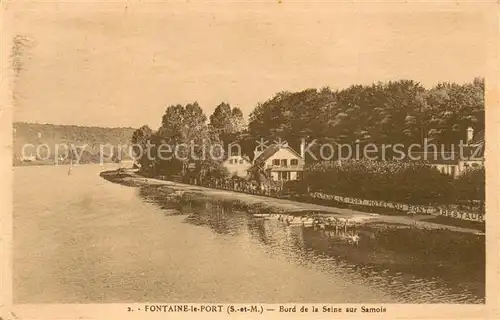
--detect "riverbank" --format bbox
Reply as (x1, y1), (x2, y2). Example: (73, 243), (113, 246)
(100, 169), (484, 234)
(13, 159), (135, 167)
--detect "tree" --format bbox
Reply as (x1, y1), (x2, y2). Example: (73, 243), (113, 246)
(230, 107), (246, 133)
(131, 125), (153, 173)
(209, 102), (233, 134)
(157, 102), (223, 181)
(209, 103), (247, 152)
(249, 89), (335, 151)
(423, 78), (484, 146)
(160, 104), (186, 141)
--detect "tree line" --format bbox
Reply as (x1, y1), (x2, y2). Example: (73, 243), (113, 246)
(132, 78), (485, 186)
(13, 122), (136, 163)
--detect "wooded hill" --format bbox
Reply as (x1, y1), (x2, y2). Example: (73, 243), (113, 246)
(13, 122), (136, 161)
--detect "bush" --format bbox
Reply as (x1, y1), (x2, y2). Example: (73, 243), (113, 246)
(454, 167), (485, 211)
(303, 160), (456, 205)
(282, 180), (307, 195)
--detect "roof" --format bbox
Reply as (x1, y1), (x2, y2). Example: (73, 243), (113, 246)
(222, 154), (251, 163)
(253, 144), (282, 166)
(253, 144), (302, 166)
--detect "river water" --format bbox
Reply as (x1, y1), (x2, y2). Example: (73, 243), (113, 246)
(13, 164), (484, 303)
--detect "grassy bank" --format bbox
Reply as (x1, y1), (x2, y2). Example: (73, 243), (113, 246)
(100, 169), (485, 234)
(101, 169), (288, 215)
(292, 194), (485, 232)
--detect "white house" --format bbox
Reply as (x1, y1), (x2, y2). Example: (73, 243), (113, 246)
(222, 155), (252, 179)
(412, 127), (484, 178)
(252, 143), (305, 182)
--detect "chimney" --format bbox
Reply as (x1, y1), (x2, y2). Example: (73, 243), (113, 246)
(253, 146), (263, 161)
(300, 138), (306, 159)
(467, 127), (474, 144)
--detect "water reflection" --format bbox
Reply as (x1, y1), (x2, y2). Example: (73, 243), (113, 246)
(183, 203), (247, 236)
(137, 185), (485, 303)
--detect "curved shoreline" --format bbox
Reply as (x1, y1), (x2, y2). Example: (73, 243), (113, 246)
(100, 169), (484, 234)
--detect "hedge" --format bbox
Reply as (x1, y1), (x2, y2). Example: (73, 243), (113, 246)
(299, 160), (484, 207)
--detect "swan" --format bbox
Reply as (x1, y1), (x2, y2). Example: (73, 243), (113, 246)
(348, 234), (360, 246)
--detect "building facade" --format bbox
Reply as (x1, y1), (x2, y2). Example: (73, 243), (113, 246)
(252, 144), (305, 182)
(222, 155), (252, 179)
(412, 127), (484, 178)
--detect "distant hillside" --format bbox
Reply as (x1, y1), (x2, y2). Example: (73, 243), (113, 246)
(13, 122), (137, 163)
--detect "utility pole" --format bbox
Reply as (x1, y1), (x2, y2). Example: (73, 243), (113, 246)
(420, 103), (424, 145)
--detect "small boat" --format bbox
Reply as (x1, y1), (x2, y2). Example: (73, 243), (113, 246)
(302, 218), (315, 227)
(253, 213), (271, 218)
(285, 216), (303, 226)
(313, 219), (326, 229)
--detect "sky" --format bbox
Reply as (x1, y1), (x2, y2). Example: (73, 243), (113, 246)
(9, 1), (497, 129)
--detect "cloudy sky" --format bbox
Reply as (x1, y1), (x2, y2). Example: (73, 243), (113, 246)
(10, 1), (497, 129)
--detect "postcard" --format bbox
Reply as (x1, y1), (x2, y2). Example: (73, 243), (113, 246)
(0, 1), (498, 319)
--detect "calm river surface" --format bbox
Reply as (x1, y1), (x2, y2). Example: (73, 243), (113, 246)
(14, 164), (484, 303)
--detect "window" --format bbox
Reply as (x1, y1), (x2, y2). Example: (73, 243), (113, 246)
(280, 159), (288, 167)
(291, 159), (298, 166)
(279, 172), (290, 181)
(272, 159), (280, 166)
(239, 159), (244, 164)
(297, 172), (303, 180)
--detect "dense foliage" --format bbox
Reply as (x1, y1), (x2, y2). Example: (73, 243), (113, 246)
(299, 160), (485, 208)
(249, 79), (484, 157)
(132, 102), (227, 180)
(131, 78), (485, 205)
(454, 167), (485, 208)
(13, 122), (136, 162)
(303, 160), (455, 205)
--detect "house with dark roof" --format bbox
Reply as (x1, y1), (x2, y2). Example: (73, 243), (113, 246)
(410, 127), (484, 177)
(250, 142), (305, 183)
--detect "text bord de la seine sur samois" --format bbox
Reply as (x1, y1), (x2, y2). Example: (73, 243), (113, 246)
(279, 306), (387, 313)
(135, 305), (387, 313)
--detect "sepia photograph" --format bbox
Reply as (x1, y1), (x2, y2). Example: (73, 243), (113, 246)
(1, 0), (498, 319)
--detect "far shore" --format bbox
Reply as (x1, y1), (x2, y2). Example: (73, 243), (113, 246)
(100, 168), (484, 235)
(13, 159), (135, 167)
